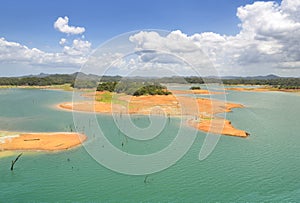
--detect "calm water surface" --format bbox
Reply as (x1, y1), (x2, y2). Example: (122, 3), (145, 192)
(0, 88), (299, 202)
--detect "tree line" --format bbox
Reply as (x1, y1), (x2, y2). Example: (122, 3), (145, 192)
(222, 78), (300, 89)
(0, 74), (74, 86)
(97, 81), (172, 96)
(0, 73), (299, 89)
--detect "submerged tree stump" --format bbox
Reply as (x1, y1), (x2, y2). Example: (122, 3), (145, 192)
(10, 153), (23, 171)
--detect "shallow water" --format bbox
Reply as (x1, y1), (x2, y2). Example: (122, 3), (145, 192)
(0, 88), (299, 202)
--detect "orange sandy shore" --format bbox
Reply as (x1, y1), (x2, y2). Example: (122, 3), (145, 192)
(170, 89), (225, 95)
(226, 87), (300, 93)
(189, 118), (249, 137)
(59, 92), (249, 138)
(0, 132), (86, 151)
(226, 87), (270, 92)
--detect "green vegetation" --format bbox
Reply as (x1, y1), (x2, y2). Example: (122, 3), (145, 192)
(96, 81), (117, 92)
(222, 78), (300, 89)
(96, 81), (172, 96)
(0, 73), (121, 88)
(0, 73), (298, 90)
(96, 92), (113, 103)
(95, 92), (128, 106)
(71, 74), (121, 89)
(132, 84), (172, 96)
(71, 80), (97, 89)
(184, 77), (204, 84)
(56, 84), (73, 91)
(190, 86), (201, 90)
(0, 74), (74, 86)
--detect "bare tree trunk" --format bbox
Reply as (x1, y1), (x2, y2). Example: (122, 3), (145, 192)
(11, 153), (23, 171)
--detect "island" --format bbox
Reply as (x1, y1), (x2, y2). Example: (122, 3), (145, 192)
(59, 82), (249, 138)
(0, 131), (86, 152)
(5, 73), (297, 139)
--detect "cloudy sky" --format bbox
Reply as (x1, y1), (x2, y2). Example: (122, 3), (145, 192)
(0, 0), (299, 77)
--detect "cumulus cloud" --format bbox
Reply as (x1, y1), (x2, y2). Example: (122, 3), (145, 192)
(1, 0), (300, 76)
(54, 16), (85, 35)
(0, 17), (91, 74)
(0, 16), (92, 75)
(281, 0), (300, 21)
(59, 38), (67, 45)
(0, 37), (87, 68)
(129, 30), (199, 53)
(129, 30), (214, 76)
(233, 0), (300, 70)
(0, 37), (44, 63)
(128, 0), (300, 76)
(63, 39), (91, 56)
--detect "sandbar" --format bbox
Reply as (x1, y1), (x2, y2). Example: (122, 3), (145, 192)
(58, 92), (249, 138)
(189, 118), (249, 137)
(0, 132), (86, 151)
(226, 87), (300, 93)
(170, 89), (225, 95)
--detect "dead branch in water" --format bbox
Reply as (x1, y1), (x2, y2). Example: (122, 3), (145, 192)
(24, 138), (40, 141)
(11, 153), (23, 171)
(144, 175), (149, 184)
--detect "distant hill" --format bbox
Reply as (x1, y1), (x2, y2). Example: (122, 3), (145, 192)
(15, 73), (291, 80)
(0, 72), (298, 88)
(20, 72), (50, 78)
(221, 74), (281, 80)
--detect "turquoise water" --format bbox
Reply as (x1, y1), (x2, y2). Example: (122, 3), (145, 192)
(0, 88), (300, 202)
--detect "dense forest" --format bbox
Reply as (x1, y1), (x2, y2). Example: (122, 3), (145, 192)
(0, 73), (299, 89)
(97, 81), (172, 96)
(222, 78), (300, 89)
(0, 73), (121, 87)
(0, 74), (75, 86)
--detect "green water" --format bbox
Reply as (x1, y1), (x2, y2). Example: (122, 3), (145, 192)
(0, 88), (300, 202)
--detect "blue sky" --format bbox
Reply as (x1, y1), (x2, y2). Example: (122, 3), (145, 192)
(1, 0), (280, 50)
(0, 0), (299, 76)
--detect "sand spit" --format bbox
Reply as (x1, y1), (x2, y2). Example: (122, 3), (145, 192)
(0, 132), (86, 151)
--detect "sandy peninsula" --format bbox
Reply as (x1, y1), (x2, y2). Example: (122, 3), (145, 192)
(0, 132), (86, 151)
(226, 86), (300, 93)
(58, 91), (249, 138)
(189, 118), (248, 137)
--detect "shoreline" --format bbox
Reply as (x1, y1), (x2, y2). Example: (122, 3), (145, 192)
(58, 93), (249, 138)
(0, 131), (87, 153)
(2, 85), (298, 94)
(226, 86), (300, 93)
(0, 84), (73, 91)
(188, 118), (249, 137)
(170, 89), (226, 95)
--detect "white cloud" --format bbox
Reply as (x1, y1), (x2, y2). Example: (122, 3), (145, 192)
(128, 0), (300, 76)
(0, 37), (43, 63)
(237, 1), (300, 38)
(1, 0), (300, 76)
(129, 30), (215, 76)
(0, 16), (92, 75)
(63, 39), (91, 56)
(281, 0), (300, 21)
(54, 16), (85, 35)
(0, 17), (91, 74)
(129, 30), (199, 53)
(0, 37), (87, 68)
(59, 38), (67, 45)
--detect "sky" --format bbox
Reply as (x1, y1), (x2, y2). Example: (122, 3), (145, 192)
(0, 0), (299, 77)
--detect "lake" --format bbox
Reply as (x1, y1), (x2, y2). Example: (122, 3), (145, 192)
(0, 88), (299, 202)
